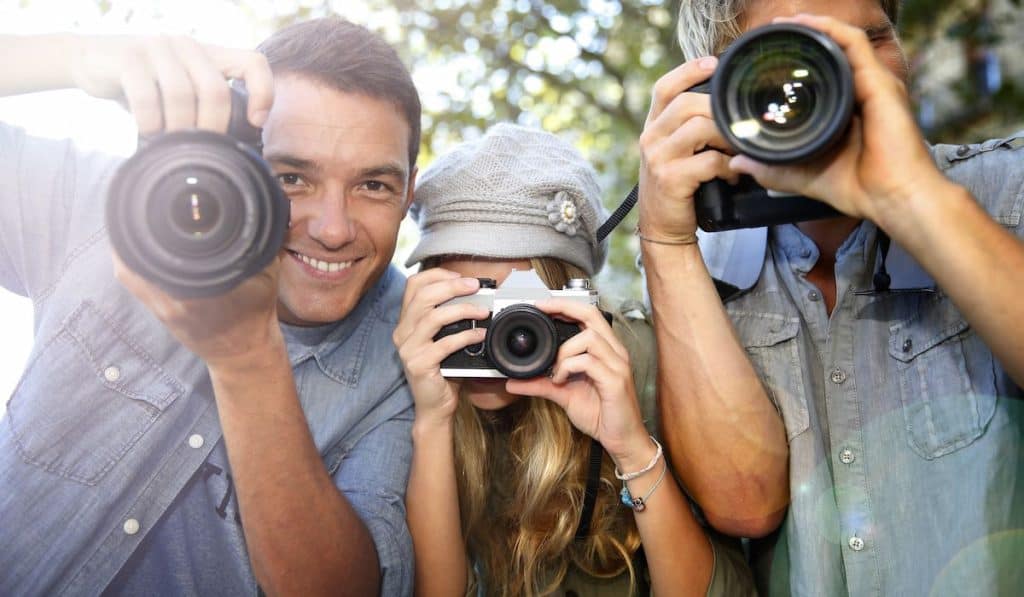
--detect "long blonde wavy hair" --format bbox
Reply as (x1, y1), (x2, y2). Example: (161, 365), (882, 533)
(429, 256), (643, 596)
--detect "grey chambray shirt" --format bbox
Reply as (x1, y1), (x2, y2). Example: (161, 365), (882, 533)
(701, 134), (1024, 597)
(0, 123), (414, 596)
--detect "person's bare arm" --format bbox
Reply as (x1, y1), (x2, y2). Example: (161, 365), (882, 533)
(638, 57), (790, 537)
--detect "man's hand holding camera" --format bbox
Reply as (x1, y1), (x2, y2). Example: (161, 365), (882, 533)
(638, 55), (737, 244)
(67, 33), (288, 372)
(727, 14), (959, 234)
(67, 34), (273, 133)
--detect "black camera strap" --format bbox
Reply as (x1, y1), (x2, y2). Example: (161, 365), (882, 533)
(574, 437), (605, 542)
(596, 184), (639, 243)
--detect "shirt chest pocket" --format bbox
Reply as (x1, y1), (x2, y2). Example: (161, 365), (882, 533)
(888, 296), (998, 460)
(733, 312), (810, 442)
(6, 301), (184, 485)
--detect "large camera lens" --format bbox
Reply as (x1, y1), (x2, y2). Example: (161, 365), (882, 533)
(711, 23), (853, 164)
(107, 130), (289, 298)
(486, 304), (558, 379)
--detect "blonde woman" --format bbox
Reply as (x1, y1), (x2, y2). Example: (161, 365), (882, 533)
(394, 124), (752, 596)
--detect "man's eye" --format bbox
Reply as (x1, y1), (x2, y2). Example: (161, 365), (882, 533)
(277, 173), (306, 187)
(363, 180), (391, 193)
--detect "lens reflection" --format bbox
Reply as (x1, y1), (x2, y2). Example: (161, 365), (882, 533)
(506, 327), (538, 358)
(171, 187), (221, 238)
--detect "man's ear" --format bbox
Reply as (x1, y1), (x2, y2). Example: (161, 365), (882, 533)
(402, 165), (418, 214)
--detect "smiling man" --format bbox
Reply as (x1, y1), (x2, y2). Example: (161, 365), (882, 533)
(0, 18), (419, 596)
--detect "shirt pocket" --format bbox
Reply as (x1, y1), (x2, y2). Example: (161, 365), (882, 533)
(733, 312), (810, 442)
(888, 295), (998, 460)
(6, 300), (184, 485)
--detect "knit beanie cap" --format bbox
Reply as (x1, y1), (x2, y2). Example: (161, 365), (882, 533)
(405, 123), (609, 275)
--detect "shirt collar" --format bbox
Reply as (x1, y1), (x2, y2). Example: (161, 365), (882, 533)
(698, 223), (934, 292)
(281, 265), (398, 367)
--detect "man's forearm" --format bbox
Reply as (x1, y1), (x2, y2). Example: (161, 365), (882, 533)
(0, 34), (81, 97)
(209, 334), (380, 597)
(644, 242), (789, 537)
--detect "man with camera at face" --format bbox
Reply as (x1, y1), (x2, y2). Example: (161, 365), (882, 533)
(0, 18), (419, 595)
(640, 0), (1024, 595)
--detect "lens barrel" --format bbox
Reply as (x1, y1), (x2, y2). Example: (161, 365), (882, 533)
(485, 304), (559, 379)
(106, 130), (289, 298)
(710, 23), (854, 164)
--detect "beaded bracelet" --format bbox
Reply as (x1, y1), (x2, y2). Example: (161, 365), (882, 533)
(620, 457), (668, 513)
(614, 436), (663, 481)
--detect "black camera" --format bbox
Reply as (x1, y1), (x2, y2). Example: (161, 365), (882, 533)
(436, 270), (599, 379)
(692, 23), (853, 231)
(106, 86), (289, 298)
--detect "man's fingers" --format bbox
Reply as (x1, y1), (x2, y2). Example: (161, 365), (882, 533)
(119, 56), (162, 135)
(646, 56), (719, 125)
(643, 91), (713, 146)
(171, 35), (232, 132)
(145, 36), (197, 132)
(207, 46), (274, 127)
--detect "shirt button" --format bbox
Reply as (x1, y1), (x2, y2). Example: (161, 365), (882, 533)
(123, 518), (141, 535)
(830, 368), (848, 384)
(808, 290), (821, 302)
(839, 448), (856, 464)
(188, 434), (205, 449)
(800, 248), (812, 259)
(103, 365), (122, 383)
(848, 535), (865, 551)
(902, 338), (913, 353)
(956, 144), (971, 157)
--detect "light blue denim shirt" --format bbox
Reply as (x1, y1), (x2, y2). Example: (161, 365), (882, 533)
(0, 123), (414, 596)
(701, 133), (1024, 597)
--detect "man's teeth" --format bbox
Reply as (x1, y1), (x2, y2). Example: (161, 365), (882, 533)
(297, 253), (353, 273)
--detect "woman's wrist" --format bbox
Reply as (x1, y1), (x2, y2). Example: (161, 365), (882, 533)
(609, 433), (661, 476)
(412, 409), (455, 441)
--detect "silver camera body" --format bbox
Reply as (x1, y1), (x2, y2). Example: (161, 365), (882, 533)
(437, 270), (599, 379)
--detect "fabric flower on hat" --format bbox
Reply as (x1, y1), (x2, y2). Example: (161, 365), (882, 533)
(546, 191), (579, 237)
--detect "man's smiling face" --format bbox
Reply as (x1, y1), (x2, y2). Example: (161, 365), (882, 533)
(262, 75), (415, 326)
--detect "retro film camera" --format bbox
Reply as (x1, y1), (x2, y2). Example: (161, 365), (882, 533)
(106, 86), (289, 298)
(436, 270), (600, 379)
(692, 23), (853, 231)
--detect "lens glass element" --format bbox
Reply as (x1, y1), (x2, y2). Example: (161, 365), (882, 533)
(506, 327), (538, 358)
(486, 304), (558, 379)
(171, 186), (222, 238)
(714, 25), (852, 163)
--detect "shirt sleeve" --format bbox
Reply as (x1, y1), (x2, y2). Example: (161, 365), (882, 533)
(0, 122), (121, 298)
(332, 385), (415, 597)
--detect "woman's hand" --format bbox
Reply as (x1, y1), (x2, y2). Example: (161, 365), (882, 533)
(506, 299), (656, 471)
(393, 269), (489, 427)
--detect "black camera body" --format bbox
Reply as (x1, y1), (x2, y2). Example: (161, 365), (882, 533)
(436, 271), (599, 379)
(106, 86), (289, 298)
(692, 23), (853, 231)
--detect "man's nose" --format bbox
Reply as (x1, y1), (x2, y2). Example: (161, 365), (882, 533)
(305, 192), (357, 249)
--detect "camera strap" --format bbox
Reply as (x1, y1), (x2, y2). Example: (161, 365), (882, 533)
(596, 184), (639, 243)
(574, 437), (605, 542)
